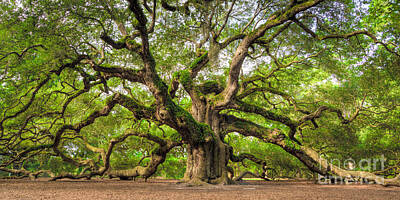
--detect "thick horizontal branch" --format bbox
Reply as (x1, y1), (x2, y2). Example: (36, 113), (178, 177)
(100, 33), (127, 49)
(221, 114), (327, 175)
(222, 114), (284, 144)
(230, 152), (267, 167)
(231, 100), (298, 137)
(91, 64), (145, 83)
(114, 94), (156, 120)
(220, 34), (246, 49)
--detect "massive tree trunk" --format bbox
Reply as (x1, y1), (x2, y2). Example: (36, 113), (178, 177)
(183, 105), (232, 184)
(183, 141), (231, 184)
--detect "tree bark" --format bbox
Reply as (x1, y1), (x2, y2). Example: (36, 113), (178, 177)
(183, 106), (232, 185)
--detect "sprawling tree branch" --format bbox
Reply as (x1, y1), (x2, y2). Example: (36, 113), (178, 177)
(91, 63), (145, 84)
(106, 129), (181, 180)
(219, 0), (325, 108)
(231, 100), (299, 140)
(222, 113), (400, 186)
(292, 18), (400, 57)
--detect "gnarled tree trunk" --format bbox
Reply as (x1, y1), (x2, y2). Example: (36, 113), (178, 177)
(183, 105), (232, 185)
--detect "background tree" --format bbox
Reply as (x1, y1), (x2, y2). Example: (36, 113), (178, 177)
(0, 0), (399, 185)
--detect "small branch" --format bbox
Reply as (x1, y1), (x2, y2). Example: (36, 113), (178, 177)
(0, 45), (47, 62)
(214, 0), (236, 40)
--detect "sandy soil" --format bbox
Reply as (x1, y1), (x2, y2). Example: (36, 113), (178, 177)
(1, 178), (399, 200)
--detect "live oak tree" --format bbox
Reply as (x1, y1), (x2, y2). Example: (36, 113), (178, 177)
(1, 0), (400, 185)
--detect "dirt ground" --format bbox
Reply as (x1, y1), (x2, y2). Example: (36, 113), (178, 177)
(1, 178), (400, 200)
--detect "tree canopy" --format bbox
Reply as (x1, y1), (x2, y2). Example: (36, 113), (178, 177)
(0, 0), (399, 185)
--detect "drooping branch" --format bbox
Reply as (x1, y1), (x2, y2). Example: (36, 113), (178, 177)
(1, 55), (89, 136)
(222, 114), (400, 186)
(46, 93), (160, 181)
(49, 126), (171, 181)
(297, 146), (400, 187)
(229, 151), (272, 181)
(222, 114), (328, 175)
(106, 129), (181, 180)
(0, 76), (50, 135)
(48, 94), (122, 169)
(221, 114), (285, 143)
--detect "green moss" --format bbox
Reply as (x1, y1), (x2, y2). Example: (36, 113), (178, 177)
(126, 39), (138, 46)
(208, 93), (225, 106)
(153, 75), (168, 93)
(174, 70), (193, 91)
(283, 138), (300, 150)
(198, 80), (224, 95)
(197, 122), (215, 141)
(118, 94), (155, 119)
(167, 99), (214, 144)
(150, 146), (162, 155)
(105, 94), (116, 105)
(189, 51), (208, 69)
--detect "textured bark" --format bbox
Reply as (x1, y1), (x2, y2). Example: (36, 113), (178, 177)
(183, 104), (232, 185)
(183, 141), (232, 185)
